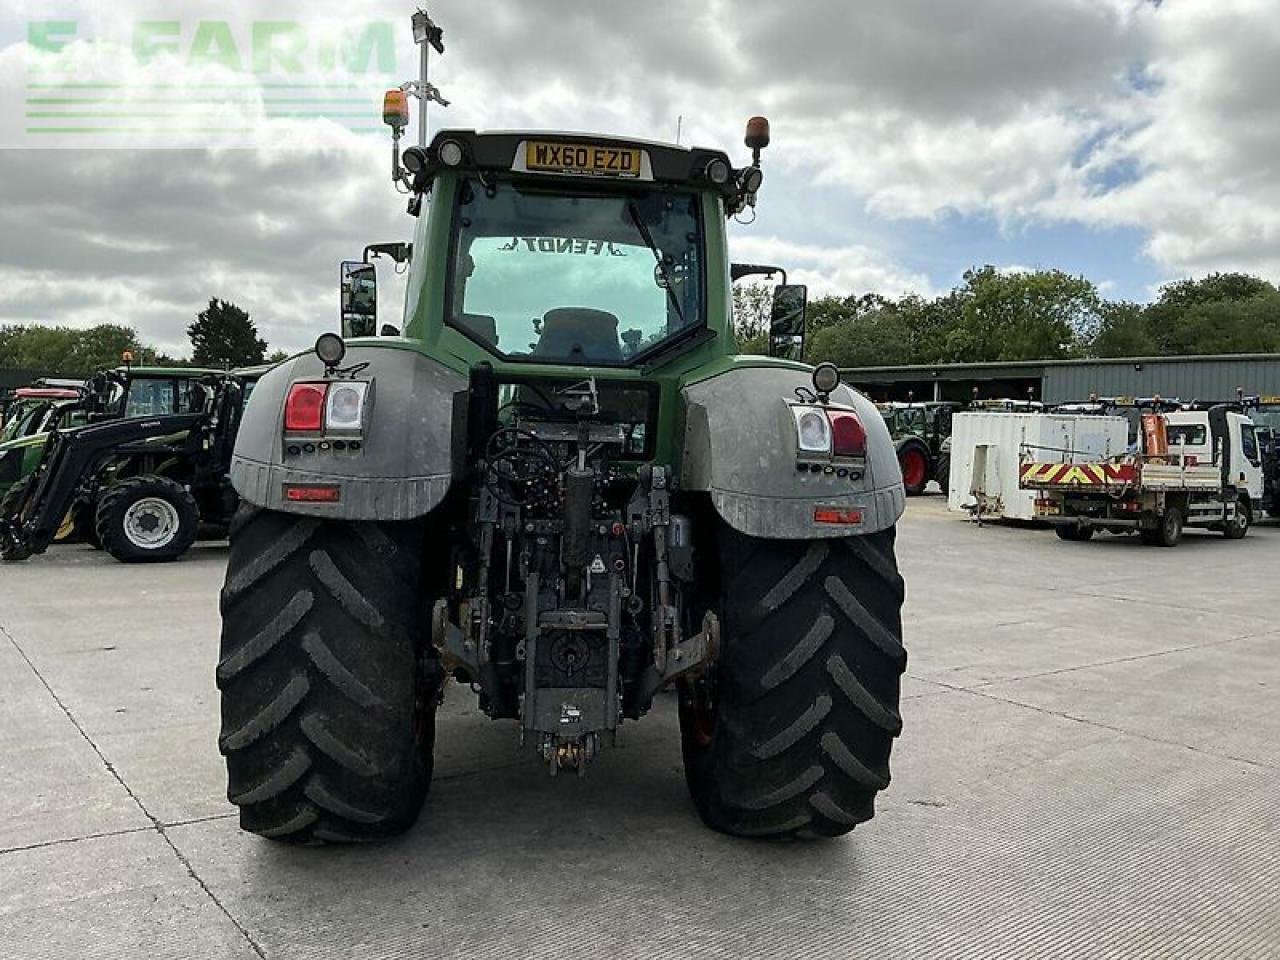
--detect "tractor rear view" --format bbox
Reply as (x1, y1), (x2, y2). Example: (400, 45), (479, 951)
(215, 12), (908, 845)
(879, 401), (958, 496)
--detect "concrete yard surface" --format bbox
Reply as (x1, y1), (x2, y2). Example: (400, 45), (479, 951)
(2, 497), (1278, 958)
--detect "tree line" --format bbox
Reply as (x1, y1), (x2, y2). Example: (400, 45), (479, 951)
(0, 299), (286, 376)
(734, 268), (1280, 366)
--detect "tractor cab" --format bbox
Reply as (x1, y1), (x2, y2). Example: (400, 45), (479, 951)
(342, 125), (807, 375)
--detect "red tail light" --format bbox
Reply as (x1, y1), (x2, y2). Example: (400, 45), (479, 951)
(828, 411), (867, 456)
(285, 383), (327, 432)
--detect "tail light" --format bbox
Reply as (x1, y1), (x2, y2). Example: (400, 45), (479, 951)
(828, 411), (866, 456)
(792, 407), (832, 453)
(324, 381), (369, 433)
(791, 405), (866, 458)
(285, 383), (327, 432)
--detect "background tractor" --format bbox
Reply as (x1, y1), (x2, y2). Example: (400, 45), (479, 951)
(878, 401), (958, 495)
(216, 14), (908, 846)
(0, 366), (262, 563)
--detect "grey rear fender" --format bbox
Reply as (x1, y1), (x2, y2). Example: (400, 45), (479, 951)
(231, 345), (468, 520)
(680, 367), (905, 539)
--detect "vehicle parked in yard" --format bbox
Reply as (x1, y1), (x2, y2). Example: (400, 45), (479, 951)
(0, 386), (85, 495)
(947, 410), (1128, 521)
(878, 401), (959, 496)
(1243, 396), (1280, 517)
(0, 367), (262, 563)
(1020, 407), (1264, 546)
(215, 14), (908, 846)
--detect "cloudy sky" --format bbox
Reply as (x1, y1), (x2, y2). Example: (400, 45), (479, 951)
(0, 0), (1277, 356)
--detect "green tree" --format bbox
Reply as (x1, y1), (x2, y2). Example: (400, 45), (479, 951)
(1093, 301), (1158, 358)
(941, 267), (1100, 363)
(0, 323), (149, 375)
(188, 299), (266, 367)
(1139, 273), (1280, 356)
(266, 349), (290, 364)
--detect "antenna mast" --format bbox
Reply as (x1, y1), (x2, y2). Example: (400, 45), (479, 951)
(408, 9), (448, 148)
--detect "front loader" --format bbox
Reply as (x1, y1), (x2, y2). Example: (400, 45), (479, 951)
(216, 14), (907, 844)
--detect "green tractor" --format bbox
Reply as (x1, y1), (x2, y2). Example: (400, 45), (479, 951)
(0, 365), (264, 562)
(0, 386), (86, 497)
(217, 17), (907, 844)
(877, 401), (959, 496)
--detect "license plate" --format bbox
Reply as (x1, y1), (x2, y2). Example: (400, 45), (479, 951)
(1036, 500), (1061, 516)
(524, 141), (643, 178)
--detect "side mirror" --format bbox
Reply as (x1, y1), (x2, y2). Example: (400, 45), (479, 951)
(768, 283), (808, 360)
(340, 261), (378, 338)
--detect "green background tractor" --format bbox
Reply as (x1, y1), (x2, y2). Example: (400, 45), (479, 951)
(217, 89), (908, 844)
(878, 401), (959, 496)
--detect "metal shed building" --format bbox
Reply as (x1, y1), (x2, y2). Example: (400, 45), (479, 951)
(842, 353), (1280, 405)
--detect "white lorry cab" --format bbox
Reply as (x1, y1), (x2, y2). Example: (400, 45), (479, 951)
(1020, 407), (1264, 547)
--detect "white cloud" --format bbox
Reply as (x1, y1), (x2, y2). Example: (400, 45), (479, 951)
(728, 235), (933, 300)
(0, 0), (1279, 358)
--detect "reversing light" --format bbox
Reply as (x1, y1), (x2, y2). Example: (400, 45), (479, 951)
(324, 381), (369, 432)
(794, 407), (832, 453)
(438, 139), (464, 167)
(285, 383), (327, 432)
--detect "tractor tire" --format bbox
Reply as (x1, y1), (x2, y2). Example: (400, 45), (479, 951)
(898, 442), (930, 497)
(680, 525), (906, 840)
(1223, 495), (1251, 540)
(1055, 524), (1094, 542)
(1140, 507), (1183, 547)
(95, 475), (199, 563)
(934, 454), (951, 497)
(217, 506), (440, 844)
(0, 475), (36, 561)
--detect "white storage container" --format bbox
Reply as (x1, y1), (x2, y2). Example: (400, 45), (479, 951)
(947, 412), (1129, 520)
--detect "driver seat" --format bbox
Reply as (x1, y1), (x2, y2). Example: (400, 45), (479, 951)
(534, 308), (622, 363)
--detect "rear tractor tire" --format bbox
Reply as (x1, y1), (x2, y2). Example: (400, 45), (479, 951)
(934, 454), (951, 497)
(680, 525), (907, 839)
(217, 507), (440, 843)
(0, 475), (36, 561)
(898, 442), (930, 497)
(95, 475), (199, 563)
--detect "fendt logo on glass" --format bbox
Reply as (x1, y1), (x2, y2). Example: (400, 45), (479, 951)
(12, 19), (401, 148)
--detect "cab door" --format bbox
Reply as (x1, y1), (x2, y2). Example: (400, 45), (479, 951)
(1237, 419), (1265, 501)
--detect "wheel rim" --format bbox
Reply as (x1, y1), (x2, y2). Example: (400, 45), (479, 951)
(902, 450), (927, 489)
(1165, 511), (1181, 541)
(123, 497), (181, 549)
(54, 510), (76, 542)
